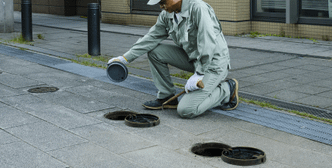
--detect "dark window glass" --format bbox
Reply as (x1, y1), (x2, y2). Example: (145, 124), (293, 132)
(300, 0), (331, 19)
(252, 0), (286, 22)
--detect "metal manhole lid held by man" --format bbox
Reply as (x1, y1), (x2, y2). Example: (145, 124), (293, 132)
(108, 0), (239, 119)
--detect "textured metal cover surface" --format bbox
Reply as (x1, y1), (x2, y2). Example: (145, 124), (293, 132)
(125, 114), (160, 128)
(28, 87), (59, 93)
(106, 61), (128, 82)
(222, 147), (266, 166)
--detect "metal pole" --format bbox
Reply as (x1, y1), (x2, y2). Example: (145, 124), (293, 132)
(88, 3), (100, 56)
(21, 0), (32, 41)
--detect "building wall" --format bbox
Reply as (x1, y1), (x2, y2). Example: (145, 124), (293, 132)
(13, 0), (98, 16)
(101, 0), (331, 40)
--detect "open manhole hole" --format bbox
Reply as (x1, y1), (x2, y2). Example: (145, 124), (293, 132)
(125, 114), (160, 128)
(28, 87), (59, 93)
(104, 111), (137, 120)
(191, 143), (231, 157)
(222, 147), (266, 166)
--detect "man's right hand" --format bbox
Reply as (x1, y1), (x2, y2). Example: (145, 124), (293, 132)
(107, 56), (128, 65)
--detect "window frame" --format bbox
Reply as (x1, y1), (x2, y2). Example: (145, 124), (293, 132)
(251, 0), (332, 26)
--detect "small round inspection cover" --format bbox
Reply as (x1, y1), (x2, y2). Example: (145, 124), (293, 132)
(28, 87), (59, 93)
(106, 61), (128, 82)
(191, 142), (231, 157)
(125, 114), (160, 128)
(221, 147), (266, 166)
(104, 111), (138, 120)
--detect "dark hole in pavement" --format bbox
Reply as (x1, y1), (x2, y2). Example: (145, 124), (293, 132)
(191, 142), (231, 157)
(28, 87), (59, 93)
(104, 111), (137, 120)
(222, 147), (266, 166)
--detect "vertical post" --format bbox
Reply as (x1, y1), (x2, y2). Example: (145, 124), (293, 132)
(21, 0), (32, 41)
(88, 3), (100, 56)
(286, 0), (298, 24)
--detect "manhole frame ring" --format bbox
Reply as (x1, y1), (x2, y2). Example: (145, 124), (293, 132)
(221, 146), (266, 166)
(124, 114), (160, 128)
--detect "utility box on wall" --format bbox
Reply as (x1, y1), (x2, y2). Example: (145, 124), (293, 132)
(0, 0), (14, 33)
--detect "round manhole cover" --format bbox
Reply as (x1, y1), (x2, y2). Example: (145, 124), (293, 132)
(125, 114), (160, 128)
(28, 87), (59, 93)
(104, 111), (138, 120)
(191, 143), (231, 157)
(221, 147), (266, 166)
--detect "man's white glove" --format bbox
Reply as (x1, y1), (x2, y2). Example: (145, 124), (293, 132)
(185, 72), (204, 93)
(107, 56), (128, 65)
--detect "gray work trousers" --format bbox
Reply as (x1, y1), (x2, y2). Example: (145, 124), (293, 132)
(147, 44), (230, 118)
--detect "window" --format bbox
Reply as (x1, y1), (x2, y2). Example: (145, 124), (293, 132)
(252, 0), (286, 22)
(252, 0), (332, 25)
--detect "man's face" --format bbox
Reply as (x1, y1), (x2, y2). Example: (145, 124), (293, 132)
(159, 0), (180, 13)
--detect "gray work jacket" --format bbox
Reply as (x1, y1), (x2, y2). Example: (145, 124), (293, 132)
(123, 0), (230, 74)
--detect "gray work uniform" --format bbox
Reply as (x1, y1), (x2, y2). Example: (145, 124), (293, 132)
(123, 0), (231, 118)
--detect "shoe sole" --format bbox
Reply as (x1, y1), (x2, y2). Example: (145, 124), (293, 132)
(142, 104), (178, 110)
(224, 78), (239, 111)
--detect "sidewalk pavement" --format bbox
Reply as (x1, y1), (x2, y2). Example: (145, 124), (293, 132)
(0, 12), (332, 167)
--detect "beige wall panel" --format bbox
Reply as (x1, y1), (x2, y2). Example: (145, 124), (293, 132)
(252, 22), (332, 40)
(220, 21), (251, 35)
(32, 5), (49, 14)
(49, 6), (65, 15)
(101, 0), (130, 13)
(49, 0), (65, 6)
(14, 4), (21, 11)
(31, 0), (49, 5)
(129, 14), (158, 26)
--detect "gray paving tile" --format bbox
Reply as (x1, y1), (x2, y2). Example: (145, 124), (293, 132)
(0, 129), (19, 145)
(285, 74), (323, 84)
(133, 124), (204, 150)
(122, 146), (215, 168)
(48, 142), (144, 168)
(294, 64), (330, 71)
(275, 67), (312, 75)
(294, 96), (332, 108)
(34, 90), (112, 114)
(0, 83), (26, 97)
(0, 105), (41, 129)
(28, 105), (102, 130)
(288, 84), (331, 94)
(0, 94), (48, 112)
(0, 73), (44, 88)
(0, 141), (68, 168)
(7, 121), (88, 152)
(26, 71), (93, 88)
(317, 91), (332, 99)
(241, 83), (281, 95)
(265, 90), (310, 102)
(69, 123), (155, 154)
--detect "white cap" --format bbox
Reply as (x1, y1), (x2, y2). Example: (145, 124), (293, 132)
(147, 0), (161, 5)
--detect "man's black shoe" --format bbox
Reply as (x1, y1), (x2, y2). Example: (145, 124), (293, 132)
(220, 78), (239, 111)
(142, 95), (178, 110)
